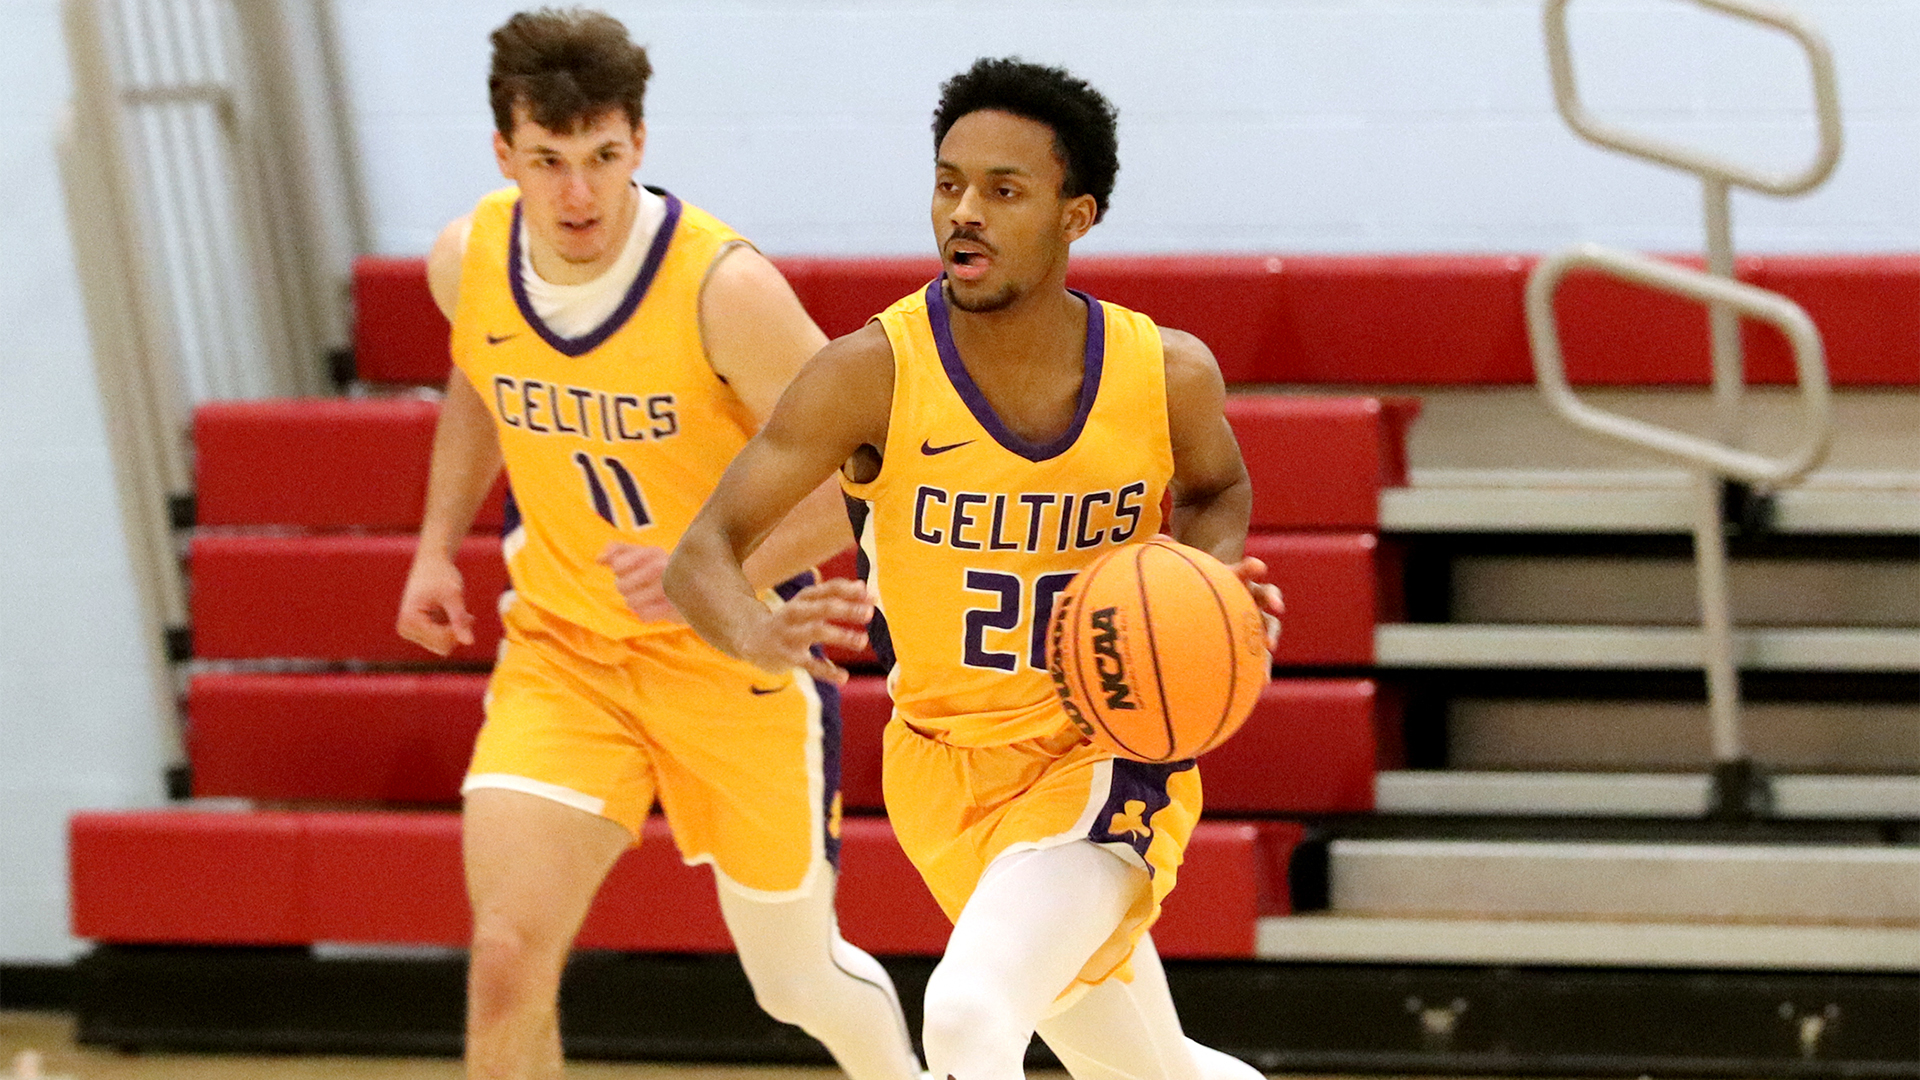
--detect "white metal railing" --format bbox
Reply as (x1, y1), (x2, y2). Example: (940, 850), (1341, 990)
(59, 0), (368, 772)
(1528, 0), (1842, 816)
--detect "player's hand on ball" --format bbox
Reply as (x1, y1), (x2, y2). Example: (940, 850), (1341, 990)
(598, 542), (684, 624)
(396, 555), (475, 656)
(740, 578), (873, 685)
(1230, 556), (1284, 651)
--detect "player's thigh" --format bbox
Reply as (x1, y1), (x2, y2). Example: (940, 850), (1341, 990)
(463, 787), (634, 948)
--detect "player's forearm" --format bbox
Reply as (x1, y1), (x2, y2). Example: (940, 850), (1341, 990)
(416, 379), (504, 561)
(1169, 474), (1252, 566)
(664, 521), (774, 660)
(738, 478), (854, 592)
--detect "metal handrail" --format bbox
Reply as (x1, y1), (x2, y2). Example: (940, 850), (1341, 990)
(1526, 244), (1833, 487)
(1529, 0), (1844, 818)
(1544, 0), (1843, 198)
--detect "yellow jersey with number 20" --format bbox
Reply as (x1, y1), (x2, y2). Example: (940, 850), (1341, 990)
(843, 281), (1174, 748)
(451, 186), (757, 641)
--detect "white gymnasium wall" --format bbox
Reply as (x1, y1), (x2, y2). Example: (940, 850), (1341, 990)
(0, 0), (1913, 963)
(339, 0), (1917, 257)
(0, 0), (168, 963)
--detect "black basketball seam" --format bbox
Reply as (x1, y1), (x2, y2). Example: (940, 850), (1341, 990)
(1160, 540), (1239, 756)
(1064, 565), (1110, 754)
(1076, 547), (1151, 762)
(1136, 542), (1177, 762)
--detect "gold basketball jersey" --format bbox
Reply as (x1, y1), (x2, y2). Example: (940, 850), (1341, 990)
(452, 186), (758, 640)
(843, 281), (1174, 748)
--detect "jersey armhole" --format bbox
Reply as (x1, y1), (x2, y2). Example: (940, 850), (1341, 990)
(695, 238), (761, 382)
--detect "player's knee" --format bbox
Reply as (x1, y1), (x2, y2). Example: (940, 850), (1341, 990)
(741, 957), (826, 1026)
(922, 965), (1021, 1057)
(468, 916), (567, 1007)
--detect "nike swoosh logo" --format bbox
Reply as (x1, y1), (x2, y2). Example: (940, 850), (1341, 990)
(921, 438), (974, 456)
(486, 332), (518, 345)
(749, 684), (787, 696)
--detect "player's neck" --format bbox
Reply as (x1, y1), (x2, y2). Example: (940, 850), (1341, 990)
(526, 182), (640, 287)
(946, 281), (1086, 376)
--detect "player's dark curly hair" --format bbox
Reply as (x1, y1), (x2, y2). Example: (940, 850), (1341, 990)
(933, 57), (1120, 224)
(489, 8), (653, 139)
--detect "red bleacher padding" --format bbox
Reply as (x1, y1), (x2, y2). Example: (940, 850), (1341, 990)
(189, 534), (506, 663)
(1067, 256), (1286, 385)
(354, 253), (1919, 387)
(772, 256), (942, 340)
(1746, 255), (1920, 386)
(1244, 532), (1396, 666)
(186, 673), (1389, 816)
(70, 811), (311, 945)
(1225, 395), (1417, 529)
(354, 256), (452, 385)
(71, 811), (1275, 955)
(1268, 254), (1533, 383)
(1201, 679), (1397, 814)
(195, 398), (506, 530)
(189, 673), (487, 802)
(839, 676), (889, 812)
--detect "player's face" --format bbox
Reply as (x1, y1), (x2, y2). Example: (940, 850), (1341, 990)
(494, 105), (644, 273)
(933, 109), (1095, 314)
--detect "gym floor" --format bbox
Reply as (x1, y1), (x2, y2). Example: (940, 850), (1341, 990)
(5, 1010), (1694, 1080)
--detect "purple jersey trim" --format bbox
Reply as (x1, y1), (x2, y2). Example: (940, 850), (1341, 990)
(925, 279), (1105, 463)
(508, 187), (683, 358)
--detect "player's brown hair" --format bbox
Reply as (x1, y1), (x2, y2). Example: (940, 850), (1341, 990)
(488, 8), (653, 140)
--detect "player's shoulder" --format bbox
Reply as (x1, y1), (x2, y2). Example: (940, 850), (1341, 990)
(812, 320), (895, 380)
(1154, 325), (1225, 403)
(425, 213), (474, 320)
(701, 241), (790, 308)
(1155, 326), (1219, 373)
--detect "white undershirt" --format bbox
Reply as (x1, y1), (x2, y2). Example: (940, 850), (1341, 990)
(517, 184), (667, 339)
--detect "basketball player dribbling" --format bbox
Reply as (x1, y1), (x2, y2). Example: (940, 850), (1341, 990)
(392, 10), (921, 1080)
(666, 57), (1285, 1080)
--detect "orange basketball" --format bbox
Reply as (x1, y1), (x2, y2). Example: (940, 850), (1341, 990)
(1045, 538), (1270, 763)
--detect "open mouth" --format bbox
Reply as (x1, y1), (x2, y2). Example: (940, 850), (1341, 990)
(947, 244), (992, 281)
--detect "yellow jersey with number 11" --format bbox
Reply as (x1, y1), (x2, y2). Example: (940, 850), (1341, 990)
(450, 185), (758, 641)
(842, 281), (1174, 748)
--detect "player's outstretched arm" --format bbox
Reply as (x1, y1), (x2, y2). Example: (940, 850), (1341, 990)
(1162, 328), (1283, 646)
(666, 324), (894, 683)
(396, 218), (503, 656)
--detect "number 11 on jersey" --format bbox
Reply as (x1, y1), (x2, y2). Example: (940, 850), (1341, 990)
(573, 452), (653, 529)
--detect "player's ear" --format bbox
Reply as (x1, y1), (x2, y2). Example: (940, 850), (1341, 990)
(492, 129), (514, 179)
(630, 119), (647, 171)
(1060, 192), (1097, 244)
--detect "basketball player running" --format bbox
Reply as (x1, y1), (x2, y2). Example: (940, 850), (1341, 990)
(666, 58), (1284, 1080)
(393, 11), (920, 1080)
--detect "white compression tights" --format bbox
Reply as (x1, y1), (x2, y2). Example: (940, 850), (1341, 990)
(717, 868), (922, 1080)
(920, 842), (1265, 1080)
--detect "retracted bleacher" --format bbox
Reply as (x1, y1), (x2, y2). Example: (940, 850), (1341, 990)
(71, 254), (1919, 1073)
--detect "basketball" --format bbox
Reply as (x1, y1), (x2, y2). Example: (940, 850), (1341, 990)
(1046, 538), (1270, 763)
